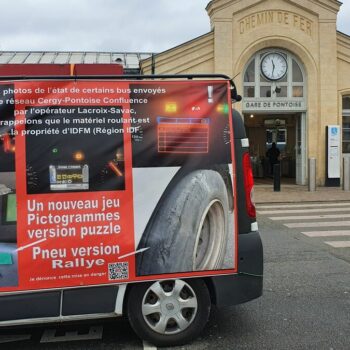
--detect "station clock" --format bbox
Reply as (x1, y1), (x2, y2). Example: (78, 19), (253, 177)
(260, 52), (288, 81)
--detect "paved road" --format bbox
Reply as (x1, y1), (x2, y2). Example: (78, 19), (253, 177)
(1, 203), (349, 349)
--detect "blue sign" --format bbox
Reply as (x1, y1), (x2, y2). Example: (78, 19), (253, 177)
(331, 127), (338, 136)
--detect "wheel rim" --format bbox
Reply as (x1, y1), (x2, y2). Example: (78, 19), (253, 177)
(193, 199), (226, 270)
(142, 280), (198, 335)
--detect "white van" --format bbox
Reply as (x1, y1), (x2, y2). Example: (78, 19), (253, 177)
(0, 74), (263, 347)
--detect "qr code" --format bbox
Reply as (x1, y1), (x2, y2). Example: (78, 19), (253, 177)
(108, 262), (129, 280)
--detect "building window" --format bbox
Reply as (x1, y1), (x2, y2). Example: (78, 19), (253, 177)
(293, 86), (303, 97)
(244, 86), (255, 97)
(292, 59), (303, 82)
(343, 96), (350, 153)
(244, 60), (255, 97)
(244, 60), (255, 82)
(343, 96), (350, 110)
(243, 50), (305, 99)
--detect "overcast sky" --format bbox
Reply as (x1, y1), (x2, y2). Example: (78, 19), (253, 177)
(0, 0), (349, 53)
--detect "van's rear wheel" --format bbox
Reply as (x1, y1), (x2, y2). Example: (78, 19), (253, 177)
(127, 279), (211, 347)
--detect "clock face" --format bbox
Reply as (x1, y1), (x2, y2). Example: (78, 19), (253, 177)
(261, 53), (288, 81)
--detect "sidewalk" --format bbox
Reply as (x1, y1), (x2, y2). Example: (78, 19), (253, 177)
(254, 184), (350, 204)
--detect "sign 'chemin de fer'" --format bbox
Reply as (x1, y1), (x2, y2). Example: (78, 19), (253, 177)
(239, 11), (313, 36)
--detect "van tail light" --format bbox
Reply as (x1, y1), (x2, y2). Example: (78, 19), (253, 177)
(242, 152), (256, 218)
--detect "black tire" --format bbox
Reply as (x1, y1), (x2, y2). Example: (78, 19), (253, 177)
(136, 169), (229, 275)
(127, 278), (211, 347)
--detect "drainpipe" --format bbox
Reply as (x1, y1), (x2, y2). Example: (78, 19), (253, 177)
(343, 156), (350, 191)
(308, 158), (316, 191)
(151, 53), (155, 74)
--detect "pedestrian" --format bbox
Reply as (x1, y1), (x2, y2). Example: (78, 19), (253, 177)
(266, 142), (280, 176)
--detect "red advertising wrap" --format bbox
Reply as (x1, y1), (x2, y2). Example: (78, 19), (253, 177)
(0, 80), (237, 293)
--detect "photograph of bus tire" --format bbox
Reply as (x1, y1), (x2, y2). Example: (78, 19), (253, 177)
(136, 169), (231, 275)
(127, 278), (211, 347)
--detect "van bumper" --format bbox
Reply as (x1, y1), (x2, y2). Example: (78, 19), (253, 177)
(207, 231), (263, 307)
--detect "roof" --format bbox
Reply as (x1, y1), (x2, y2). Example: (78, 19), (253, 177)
(0, 51), (154, 70)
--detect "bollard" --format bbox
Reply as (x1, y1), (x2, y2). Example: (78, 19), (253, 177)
(343, 156), (350, 191)
(308, 158), (316, 192)
(273, 163), (281, 192)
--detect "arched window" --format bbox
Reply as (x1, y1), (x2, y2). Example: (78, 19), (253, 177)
(342, 96), (350, 153)
(243, 50), (306, 99)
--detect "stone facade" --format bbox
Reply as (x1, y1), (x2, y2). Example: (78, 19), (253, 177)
(141, 0), (350, 185)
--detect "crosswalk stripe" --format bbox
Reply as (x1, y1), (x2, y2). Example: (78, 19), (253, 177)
(302, 230), (350, 237)
(256, 202), (350, 209)
(284, 221), (350, 228)
(324, 241), (350, 248)
(259, 202), (350, 249)
(0, 335), (31, 344)
(258, 207), (350, 214)
(269, 214), (350, 221)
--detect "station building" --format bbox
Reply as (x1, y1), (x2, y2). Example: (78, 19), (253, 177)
(141, 0), (350, 186)
(0, 0), (349, 186)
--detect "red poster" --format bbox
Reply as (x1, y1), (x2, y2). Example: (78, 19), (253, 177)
(0, 80), (237, 293)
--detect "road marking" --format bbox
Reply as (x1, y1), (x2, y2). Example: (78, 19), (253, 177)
(258, 207), (350, 214)
(325, 241), (350, 248)
(40, 326), (103, 343)
(258, 203), (350, 249)
(270, 214), (350, 221)
(256, 202), (350, 209)
(284, 221), (350, 228)
(143, 340), (157, 349)
(0, 334), (31, 344)
(302, 230), (350, 237)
